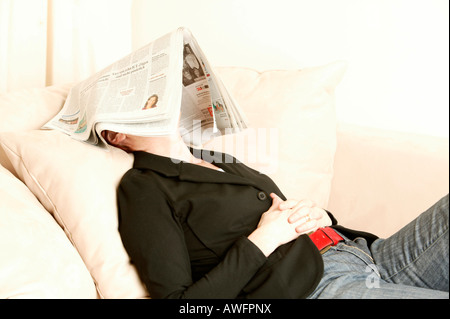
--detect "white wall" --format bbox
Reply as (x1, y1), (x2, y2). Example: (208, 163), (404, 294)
(47, 0), (132, 85)
(1, 0), (133, 93)
(0, 0), (48, 91)
(131, 0), (449, 138)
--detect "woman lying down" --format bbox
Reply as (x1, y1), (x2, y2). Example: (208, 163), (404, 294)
(101, 128), (449, 299)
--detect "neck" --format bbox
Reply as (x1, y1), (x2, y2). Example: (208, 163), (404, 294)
(132, 133), (197, 163)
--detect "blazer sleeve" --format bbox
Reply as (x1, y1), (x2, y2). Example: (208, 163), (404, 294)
(117, 170), (267, 299)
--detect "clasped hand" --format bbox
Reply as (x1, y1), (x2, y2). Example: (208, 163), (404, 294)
(248, 193), (332, 257)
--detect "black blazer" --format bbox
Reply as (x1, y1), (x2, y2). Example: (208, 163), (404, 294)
(117, 149), (377, 299)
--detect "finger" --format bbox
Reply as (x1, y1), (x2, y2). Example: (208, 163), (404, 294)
(307, 207), (323, 221)
(298, 199), (315, 208)
(270, 193), (283, 203)
(288, 199), (315, 218)
(288, 206), (312, 223)
(278, 199), (299, 210)
(271, 193), (284, 205)
(310, 207), (332, 228)
(283, 198), (314, 211)
(267, 193), (283, 212)
(295, 218), (318, 234)
(270, 193), (280, 199)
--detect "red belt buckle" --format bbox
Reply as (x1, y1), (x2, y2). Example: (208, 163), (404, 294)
(309, 227), (344, 254)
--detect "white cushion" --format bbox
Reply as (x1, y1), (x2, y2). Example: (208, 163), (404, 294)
(209, 61), (347, 207)
(0, 84), (71, 132)
(0, 84), (72, 171)
(0, 165), (97, 298)
(0, 131), (146, 298)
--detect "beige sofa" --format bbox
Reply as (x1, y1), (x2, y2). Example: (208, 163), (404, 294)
(1, 62), (448, 298)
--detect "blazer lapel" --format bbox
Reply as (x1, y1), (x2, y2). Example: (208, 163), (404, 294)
(178, 161), (258, 187)
(133, 149), (260, 188)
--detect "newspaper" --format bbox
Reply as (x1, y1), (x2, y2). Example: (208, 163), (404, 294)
(43, 27), (248, 147)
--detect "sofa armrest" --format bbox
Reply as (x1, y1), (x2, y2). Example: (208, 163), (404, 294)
(328, 123), (449, 238)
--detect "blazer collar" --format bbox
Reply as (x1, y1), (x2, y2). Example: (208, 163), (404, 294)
(132, 149), (258, 187)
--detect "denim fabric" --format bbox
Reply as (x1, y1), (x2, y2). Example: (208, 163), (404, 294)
(308, 194), (449, 299)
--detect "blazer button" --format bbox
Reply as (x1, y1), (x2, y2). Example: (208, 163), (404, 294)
(257, 191), (267, 201)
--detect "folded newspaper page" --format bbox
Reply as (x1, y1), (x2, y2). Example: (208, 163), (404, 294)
(43, 27), (248, 146)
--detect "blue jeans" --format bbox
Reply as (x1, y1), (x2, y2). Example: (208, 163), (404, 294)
(308, 194), (449, 299)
